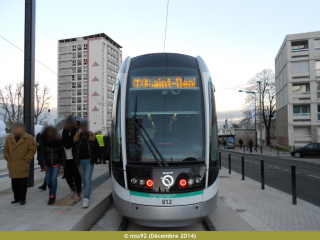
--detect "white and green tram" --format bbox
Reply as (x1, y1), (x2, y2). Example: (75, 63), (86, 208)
(111, 53), (219, 227)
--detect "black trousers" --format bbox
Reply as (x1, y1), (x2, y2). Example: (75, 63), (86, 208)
(11, 177), (28, 201)
(64, 160), (82, 193)
(98, 147), (105, 163)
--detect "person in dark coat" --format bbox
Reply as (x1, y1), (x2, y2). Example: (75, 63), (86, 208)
(223, 139), (227, 149)
(249, 139), (253, 153)
(36, 131), (47, 190)
(41, 126), (66, 205)
(239, 138), (243, 149)
(73, 120), (99, 208)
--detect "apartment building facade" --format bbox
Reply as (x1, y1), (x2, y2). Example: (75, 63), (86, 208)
(57, 33), (122, 132)
(275, 31), (320, 147)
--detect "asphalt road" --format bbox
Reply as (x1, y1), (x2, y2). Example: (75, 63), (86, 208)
(221, 151), (320, 207)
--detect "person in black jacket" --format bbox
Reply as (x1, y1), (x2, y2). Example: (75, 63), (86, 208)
(35, 131), (47, 190)
(249, 139), (253, 153)
(41, 126), (66, 205)
(73, 120), (99, 208)
(59, 116), (82, 202)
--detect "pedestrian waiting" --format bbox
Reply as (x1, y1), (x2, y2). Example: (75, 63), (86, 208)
(249, 139), (253, 153)
(73, 120), (99, 208)
(239, 138), (243, 149)
(4, 122), (37, 205)
(41, 126), (66, 205)
(95, 131), (106, 164)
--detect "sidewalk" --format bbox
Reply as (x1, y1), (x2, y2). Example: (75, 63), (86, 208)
(215, 168), (320, 230)
(0, 163), (112, 231)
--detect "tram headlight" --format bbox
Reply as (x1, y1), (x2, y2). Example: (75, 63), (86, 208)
(139, 179), (145, 185)
(195, 177), (202, 184)
(131, 178), (137, 184)
(188, 179), (194, 185)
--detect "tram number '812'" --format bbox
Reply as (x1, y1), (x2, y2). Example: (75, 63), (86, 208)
(162, 199), (172, 205)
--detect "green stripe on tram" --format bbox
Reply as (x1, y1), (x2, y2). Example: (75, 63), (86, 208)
(130, 190), (203, 198)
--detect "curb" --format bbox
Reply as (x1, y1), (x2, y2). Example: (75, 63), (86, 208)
(221, 149), (291, 158)
(70, 192), (113, 231)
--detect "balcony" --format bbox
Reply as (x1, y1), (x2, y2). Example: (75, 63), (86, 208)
(60, 46), (71, 54)
(60, 54), (72, 61)
(60, 61), (72, 68)
(59, 90), (71, 98)
(60, 69), (73, 76)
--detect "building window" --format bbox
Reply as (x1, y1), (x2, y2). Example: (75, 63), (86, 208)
(72, 105), (76, 111)
(77, 82), (82, 88)
(83, 44), (87, 50)
(77, 74), (82, 81)
(72, 97), (76, 103)
(293, 105), (310, 115)
(83, 74), (87, 80)
(83, 104), (87, 110)
(77, 89), (81, 96)
(292, 83), (309, 93)
(77, 67), (82, 73)
(83, 89), (87, 95)
(77, 44), (82, 51)
(83, 66), (87, 72)
(72, 82), (76, 88)
(72, 68), (76, 73)
(72, 75), (75, 81)
(77, 112), (82, 117)
(83, 81), (87, 88)
(77, 97), (81, 103)
(78, 52), (82, 58)
(83, 96), (87, 103)
(317, 83), (320, 98)
(84, 51), (88, 58)
(72, 90), (76, 96)
(292, 61), (309, 73)
(83, 112), (87, 117)
(72, 45), (76, 51)
(83, 59), (87, 65)
(72, 60), (76, 66)
(72, 53), (76, 59)
(291, 40), (308, 52)
(316, 61), (320, 78)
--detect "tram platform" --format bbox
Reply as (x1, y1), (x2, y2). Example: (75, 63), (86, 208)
(0, 160), (112, 231)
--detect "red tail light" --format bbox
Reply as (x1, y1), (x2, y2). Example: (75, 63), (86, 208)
(179, 179), (187, 187)
(146, 180), (153, 187)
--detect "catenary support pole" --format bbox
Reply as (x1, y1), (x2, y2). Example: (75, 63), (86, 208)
(228, 154), (231, 174)
(241, 156), (245, 180)
(24, 0), (36, 187)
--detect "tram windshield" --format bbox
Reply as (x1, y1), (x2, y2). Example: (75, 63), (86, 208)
(126, 67), (205, 163)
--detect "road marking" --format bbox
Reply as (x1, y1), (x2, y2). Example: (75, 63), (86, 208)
(275, 167), (280, 169)
(307, 174), (320, 179)
(254, 162), (258, 164)
(267, 165), (272, 167)
(283, 169), (289, 172)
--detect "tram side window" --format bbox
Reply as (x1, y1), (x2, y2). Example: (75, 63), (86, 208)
(111, 84), (122, 165)
(209, 79), (218, 163)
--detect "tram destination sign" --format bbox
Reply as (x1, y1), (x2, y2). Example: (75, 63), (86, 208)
(131, 76), (197, 89)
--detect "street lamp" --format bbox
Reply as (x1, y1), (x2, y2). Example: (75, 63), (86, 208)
(239, 90), (257, 151)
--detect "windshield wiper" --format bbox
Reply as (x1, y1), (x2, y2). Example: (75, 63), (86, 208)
(130, 117), (163, 167)
(134, 117), (169, 167)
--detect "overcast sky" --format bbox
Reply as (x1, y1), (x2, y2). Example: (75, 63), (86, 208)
(1, 0), (319, 125)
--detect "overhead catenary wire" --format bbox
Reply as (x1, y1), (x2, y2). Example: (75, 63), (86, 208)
(163, 0), (170, 52)
(0, 34), (106, 108)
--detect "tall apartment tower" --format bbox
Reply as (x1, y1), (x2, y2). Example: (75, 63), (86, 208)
(275, 31), (320, 147)
(57, 33), (122, 132)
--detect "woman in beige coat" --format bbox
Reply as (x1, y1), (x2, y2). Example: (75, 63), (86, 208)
(4, 122), (37, 205)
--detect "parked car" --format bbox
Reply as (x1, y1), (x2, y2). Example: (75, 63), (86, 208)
(291, 143), (320, 158)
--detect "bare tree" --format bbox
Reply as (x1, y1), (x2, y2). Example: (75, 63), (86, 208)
(0, 83), (24, 125)
(34, 83), (52, 124)
(0, 82), (52, 126)
(239, 109), (254, 129)
(244, 69), (276, 146)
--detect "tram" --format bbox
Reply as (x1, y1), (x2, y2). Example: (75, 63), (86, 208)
(110, 53), (219, 227)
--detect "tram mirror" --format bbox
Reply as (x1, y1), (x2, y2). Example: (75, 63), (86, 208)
(131, 76), (197, 89)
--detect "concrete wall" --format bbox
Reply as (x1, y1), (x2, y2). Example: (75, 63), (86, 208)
(276, 106), (288, 146)
(234, 129), (255, 147)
